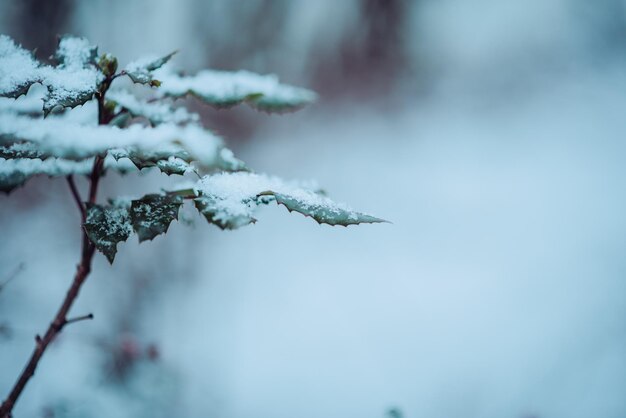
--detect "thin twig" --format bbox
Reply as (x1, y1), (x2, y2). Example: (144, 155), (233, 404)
(64, 313), (94, 325)
(0, 263), (25, 294)
(66, 175), (86, 222)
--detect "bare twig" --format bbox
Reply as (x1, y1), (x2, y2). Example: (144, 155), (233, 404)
(65, 313), (94, 325)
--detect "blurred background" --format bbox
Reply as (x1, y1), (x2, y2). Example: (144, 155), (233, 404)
(1, 1), (626, 417)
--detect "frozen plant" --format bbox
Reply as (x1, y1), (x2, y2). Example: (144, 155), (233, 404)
(0, 35), (385, 417)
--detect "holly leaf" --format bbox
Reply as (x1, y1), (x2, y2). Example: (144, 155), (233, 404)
(1, 35), (102, 116)
(258, 191), (388, 226)
(188, 172), (387, 229)
(42, 88), (97, 117)
(125, 51), (177, 86)
(194, 195), (256, 230)
(0, 157), (94, 193)
(0, 35), (41, 99)
(156, 69), (317, 113)
(42, 36), (103, 116)
(0, 142), (47, 159)
(84, 202), (132, 263)
(130, 194), (183, 242)
(54, 34), (98, 68)
(107, 90), (199, 126)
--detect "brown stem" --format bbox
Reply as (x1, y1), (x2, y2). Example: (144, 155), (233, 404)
(0, 189), (97, 418)
(0, 75), (115, 418)
(65, 313), (94, 325)
(66, 175), (86, 222)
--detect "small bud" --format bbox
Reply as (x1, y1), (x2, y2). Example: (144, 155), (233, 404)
(104, 100), (117, 115)
(98, 54), (118, 77)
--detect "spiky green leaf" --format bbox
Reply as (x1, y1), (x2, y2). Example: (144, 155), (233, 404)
(107, 90), (199, 126)
(42, 36), (103, 116)
(258, 191), (387, 226)
(188, 172), (387, 229)
(0, 35), (41, 99)
(125, 51), (177, 86)
(194, 195), (256, 230)
(156, 69), (317, 112)
(0, 142), (47, 159)
(0, 157), (94, 193)
(130, 194), (183, 242)
(84, 203), (132, 263)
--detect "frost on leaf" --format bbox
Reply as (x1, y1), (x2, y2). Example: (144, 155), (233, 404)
(125, 51), (176, 86)
(156, 68), (317, 112)
(130, 194), (183, 242)
(84, 202), (132, 264)
(189, 172), (386, 229)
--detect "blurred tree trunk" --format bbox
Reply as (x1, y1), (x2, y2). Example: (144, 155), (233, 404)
(8, 0), (74, 59)
(312, 0), (411, 99)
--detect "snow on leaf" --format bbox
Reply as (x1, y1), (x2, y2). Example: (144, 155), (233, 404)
(54, 35), (98, 68)
(0, 35), (103, 115)
(155, 157), (193, 175)
(84, 202), (132, 264)
(189, 172), (386, 229)
(107, 89), (199, 125)
(155, 68), (317, 112)
(42, 36), (103, 116)
(0, 85), (46, 115)
(0, 142), (47, 159)
(0, 157), (93, 193)
(258, 191), (387, 226)
(0, 155), (138, 193)
(0, 113), (227, 166)
(194, 195), (256, 230)
(111, 148), (195, 176)
(130, 193), (183, 242)
(0, 35), (41, 98)
(125, 51), (177, 86)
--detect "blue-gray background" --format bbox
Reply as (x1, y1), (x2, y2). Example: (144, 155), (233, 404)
(1, 1), (625, 417)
